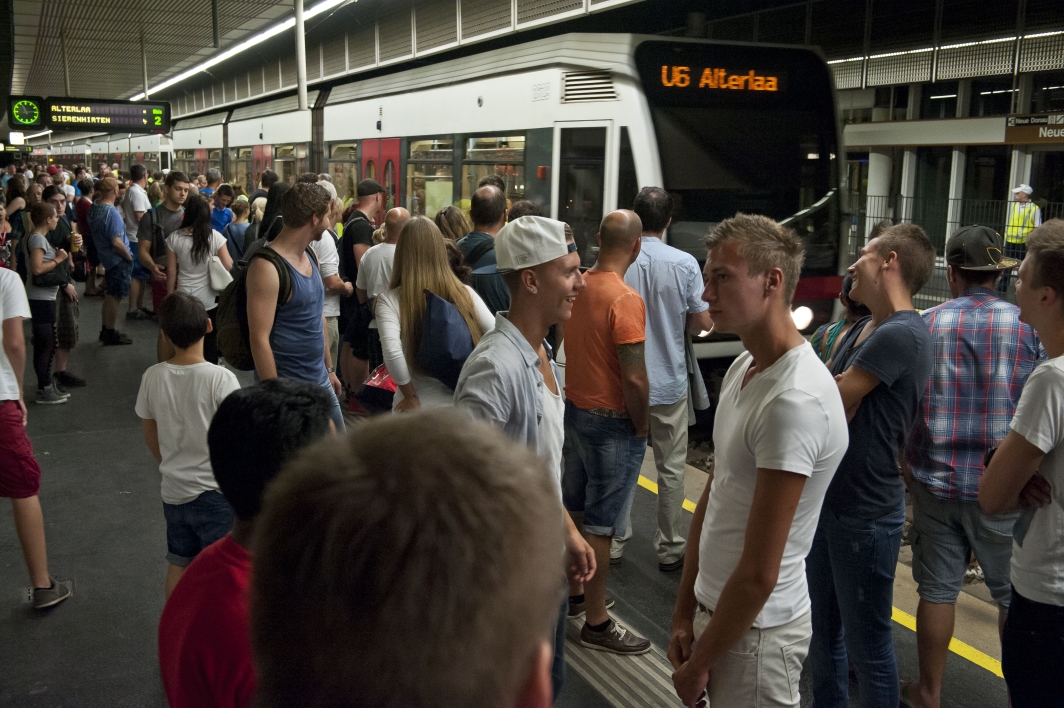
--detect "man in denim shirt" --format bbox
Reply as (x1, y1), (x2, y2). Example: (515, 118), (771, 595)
(612, 187), (713, 572)
(454, 215), (593, 700)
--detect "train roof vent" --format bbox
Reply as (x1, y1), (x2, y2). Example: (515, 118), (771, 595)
(562, 71), (618, 103)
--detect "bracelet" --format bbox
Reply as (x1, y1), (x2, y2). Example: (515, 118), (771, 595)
(327, 367), (335, 373)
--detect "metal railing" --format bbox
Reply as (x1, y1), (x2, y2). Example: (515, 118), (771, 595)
(845, 194), (1064, 308)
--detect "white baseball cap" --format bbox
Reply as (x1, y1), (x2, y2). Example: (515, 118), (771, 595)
(480, 216), (575, 275)
(1012, 184), (1033, 195)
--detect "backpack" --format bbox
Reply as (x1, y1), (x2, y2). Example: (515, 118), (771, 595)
(417, 290), (475, 391)
(463, 239), (495, 268)
(216, 246), (319, 371)
(146, 207), (170, 262)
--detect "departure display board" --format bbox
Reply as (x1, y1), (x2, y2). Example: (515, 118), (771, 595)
(7, 96), (171, 134)
(47, 98), (171, 133)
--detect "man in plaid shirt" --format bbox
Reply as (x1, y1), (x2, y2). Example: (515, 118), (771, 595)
(902, 225), (1043, 708)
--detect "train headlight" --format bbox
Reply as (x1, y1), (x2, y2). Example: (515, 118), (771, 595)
(791, 306), (813, 330)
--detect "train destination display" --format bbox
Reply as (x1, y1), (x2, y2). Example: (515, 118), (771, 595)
(7, 96), (171, 133)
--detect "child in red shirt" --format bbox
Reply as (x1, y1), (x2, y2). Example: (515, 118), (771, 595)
(158, 379), (334, 707)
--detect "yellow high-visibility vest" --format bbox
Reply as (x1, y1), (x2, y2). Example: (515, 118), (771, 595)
(1006, 202), (1040, 244)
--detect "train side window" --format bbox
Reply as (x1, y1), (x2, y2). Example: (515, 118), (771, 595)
(328, 143), (359, 203)
(366, 160), (376, 180)
(384, 160), (396, 211)
(558, 127), (607, 267)
(461, 135), (526, 209)
(407, 138), (454, 218)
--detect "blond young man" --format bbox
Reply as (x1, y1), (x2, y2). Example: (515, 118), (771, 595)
(670, 214), (848, 706)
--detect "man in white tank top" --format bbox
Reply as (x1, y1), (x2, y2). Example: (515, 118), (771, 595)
(669, 214), (848, 707)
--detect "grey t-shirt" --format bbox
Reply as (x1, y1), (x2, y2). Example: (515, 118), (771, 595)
(25, 232), (59, 301)
(826, 310), (932, 518)
(138, 205), (184, 262)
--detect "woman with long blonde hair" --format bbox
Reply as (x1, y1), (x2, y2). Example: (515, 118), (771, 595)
(375, 216), (494, 411)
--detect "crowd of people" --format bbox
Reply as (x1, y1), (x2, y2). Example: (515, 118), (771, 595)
(1, 157), (1063, 708)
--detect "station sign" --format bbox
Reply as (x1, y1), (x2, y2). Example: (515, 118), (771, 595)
(7, 96), (171, 134)
(1005, 114), (1064, 144)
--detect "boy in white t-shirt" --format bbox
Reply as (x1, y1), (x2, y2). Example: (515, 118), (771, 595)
(136, 291), (239, 598)
(669, 214), (848, 707)
(981, 219), (1064, 705)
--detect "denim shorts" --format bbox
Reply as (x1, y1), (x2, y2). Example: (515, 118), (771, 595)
(162, 490), (234, 566)
(105, 260), (133, 298)
(561, 401), (646, 536)
(910, 480), (1017, 609)
(130, 256), (153, 282)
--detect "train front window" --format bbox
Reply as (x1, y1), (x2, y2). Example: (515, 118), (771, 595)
(635, 41), (839, 276)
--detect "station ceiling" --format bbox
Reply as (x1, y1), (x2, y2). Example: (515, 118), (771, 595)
(9, 0), (299, 100)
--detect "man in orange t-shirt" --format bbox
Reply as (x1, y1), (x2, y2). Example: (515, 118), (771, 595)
(563, 209), (651, 656)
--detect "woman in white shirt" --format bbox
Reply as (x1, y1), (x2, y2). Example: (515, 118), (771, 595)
(165, 194), (232, 364)
(376, 216), (494, 411)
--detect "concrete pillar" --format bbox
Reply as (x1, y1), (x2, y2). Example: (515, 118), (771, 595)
(866, 148), (893, 240)
(956, 78), (971, 118)
(295, 0), (308, 111)
(945, 146), (967, 239)
(1009, 147), (1028, 199)
(1017, 73), (1033, 114)
(899, 148), (918, 222)
(907, 83), (922, 121)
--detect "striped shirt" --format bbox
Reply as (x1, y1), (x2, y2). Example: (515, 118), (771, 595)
(906, 287), (1043, 501)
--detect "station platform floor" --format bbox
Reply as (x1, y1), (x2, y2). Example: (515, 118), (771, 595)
(0, 286), (1009, 707)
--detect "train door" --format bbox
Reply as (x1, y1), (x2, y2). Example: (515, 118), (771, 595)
(551, 122), (612, 267)
(253, 145), (274, 187)
(362, 138), (400, 225)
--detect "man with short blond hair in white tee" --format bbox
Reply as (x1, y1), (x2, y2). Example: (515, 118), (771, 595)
(981, 219), (1064, 706)
(668, 214), (848, 707)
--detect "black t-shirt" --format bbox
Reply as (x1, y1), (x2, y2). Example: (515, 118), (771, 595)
(248, 188), (267, 204)
(341, 211), (374, 282)
(826, 310), (933, 518)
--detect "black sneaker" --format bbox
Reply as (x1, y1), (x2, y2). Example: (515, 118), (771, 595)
(101, 329), (133, 346)
(139, 307), (155, 318)
(126, 309), (151, 321)
(33, 577), (72, 609)
(55, 371), (87, 388)
(568, 593), (615, 619)
(659, 554), (685, 573)
(580, 619), (651, 655)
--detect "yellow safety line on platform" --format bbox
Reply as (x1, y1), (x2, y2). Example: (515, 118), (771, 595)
(638, 475), (697, 513)
(891, 607), (1003, 678)
(638, 475), (1005, 678)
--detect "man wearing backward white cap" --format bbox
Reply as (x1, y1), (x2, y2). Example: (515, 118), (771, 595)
(1002, 184), (1042, 291)
(454, 215), (595, 701)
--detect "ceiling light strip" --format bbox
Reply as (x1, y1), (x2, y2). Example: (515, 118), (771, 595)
(130, 0), (350, 101)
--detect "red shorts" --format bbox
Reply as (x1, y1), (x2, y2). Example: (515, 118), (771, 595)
(0, 400), (41, 498)
(152, 279), (168, 313)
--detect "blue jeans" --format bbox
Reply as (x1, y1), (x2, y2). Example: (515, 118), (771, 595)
(1001, 586), (1064, 707)
(806, 505), (905, 708)
(561, 402), (645, 536)
(552, 594), (567, 700)
(325, 384), (345, 433)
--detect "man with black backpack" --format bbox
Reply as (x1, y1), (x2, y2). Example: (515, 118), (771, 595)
(244, 182), (345, 432)
(458, 185), (510, 316)
(138, 171), (190, 362)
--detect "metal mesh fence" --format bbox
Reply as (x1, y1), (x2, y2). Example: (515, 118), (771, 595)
(846, 194), (1064, 309)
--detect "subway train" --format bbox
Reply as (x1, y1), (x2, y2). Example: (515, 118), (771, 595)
(38, 32), (847, 362)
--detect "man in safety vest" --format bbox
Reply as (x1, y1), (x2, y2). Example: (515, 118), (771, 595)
(1000, 184), (1042, 292)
